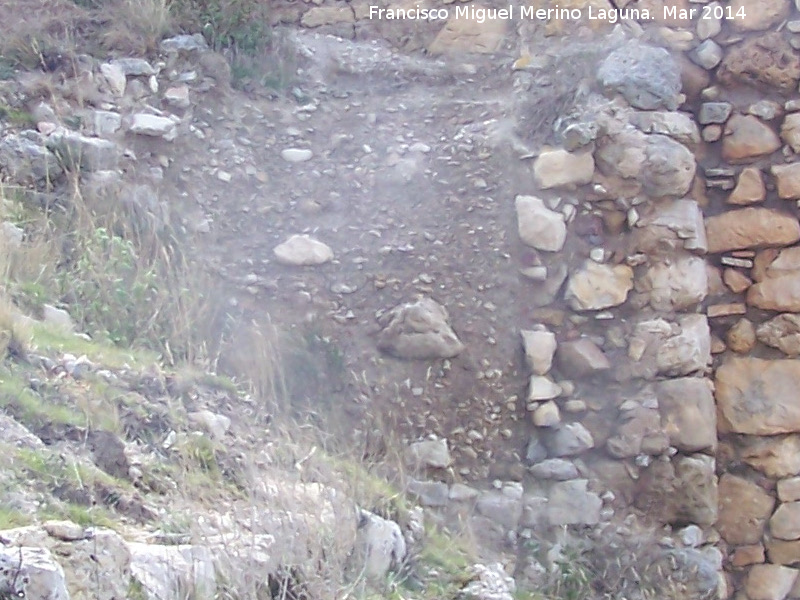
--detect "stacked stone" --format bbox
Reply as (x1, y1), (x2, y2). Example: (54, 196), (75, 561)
(655, 0), (800, 597)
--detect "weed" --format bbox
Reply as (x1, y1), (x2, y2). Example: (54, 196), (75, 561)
(0, 507), (31, 529)
(0, 105), (36, 126)
(170, 0), (271, 54)
(0, 366), (84, 430)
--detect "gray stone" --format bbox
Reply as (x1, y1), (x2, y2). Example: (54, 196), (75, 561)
(634, 198), (707, 254)
(406, 439), (451, 469)
(556, 339), (610, 378)
(655, 314), (711, 377)
(598, 40), (681, 110)
(93, 110), (122, 137)
(460, 563), (516, 600)
(128, 114), (177, 141)
(110, 57), (156, 76)
(544, 422), (595, 457)
(527, 376), (562, 402)
(377, 297), (464, 360)
(528, 458), (579, 481)
(407, 479), (449, 506)
(635, 454), (718, 526)
(699, 102), (733, 125)
(476, 490), (522, 529)
(691, 40), (723, 70)
(100, 62), (126, 96)
(547, 479), (602, 526)
(0, 131), (63, 185)
(160, 34), (209, 53)
(0, 546), (69, 600)
(46, 130), (118, 172)
(1, 222), (23, 249)
(42, 304), (74, 332)
(129, 542), (216, 600)
(273, 234), (334, 266)
(352, 510), (407, 581)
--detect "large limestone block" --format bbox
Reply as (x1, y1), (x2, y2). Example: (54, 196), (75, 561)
(740, 435), (800, 479)
(634, 454), (718, 526)
(564, 261), (634, 311)
(744, 564), (798, 600)
(639, 254), (708, 311)
(719, 33), (800, 93)
(716, 357), (800, 435)
(717, 474), (775, 545)
(748, 276), (800, 312)
(633, 198), (707, 254)
(721, 114), (781, 162)
(533, 149), (594, 189)
(655, 378), (716, 453)
(757, 314), (800, 355)
(705, 208), (800, 253)
(595, 131), (695, 197)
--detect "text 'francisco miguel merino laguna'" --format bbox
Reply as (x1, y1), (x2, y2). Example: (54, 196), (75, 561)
(367, 4), (653, 22)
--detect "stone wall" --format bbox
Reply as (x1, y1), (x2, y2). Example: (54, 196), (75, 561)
(353, 1), (800, 598)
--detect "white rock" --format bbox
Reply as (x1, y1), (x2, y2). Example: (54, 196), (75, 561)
(407, 438), (451, 469)
(527, 376), (562, 401)
(100, 62), (127, 96)
(273, 234), (334, 266)
(0, 546), (69, 600)
(565, 261), (634, 311)
(520, 328), (557, 375)
(533, 149), (594, 189)
(281, 148), (314, 162)
(128, 543), (216, 600)
(353, 511), (407, 581)
(128, 114), (177, 141)
(533, 401), (561, 427)
(515, 195), (567, 252)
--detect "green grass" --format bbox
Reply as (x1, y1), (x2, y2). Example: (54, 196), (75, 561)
(29, 322), (158, 369)
(0, 104), (36, 126)
(0, 366), (84, 430)
(0, 506), (32, 529)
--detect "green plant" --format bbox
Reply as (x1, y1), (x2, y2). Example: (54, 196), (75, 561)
(548, 547), (593, 600)
(170, 0), (271, 54)
(0, 507), (31, 529)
